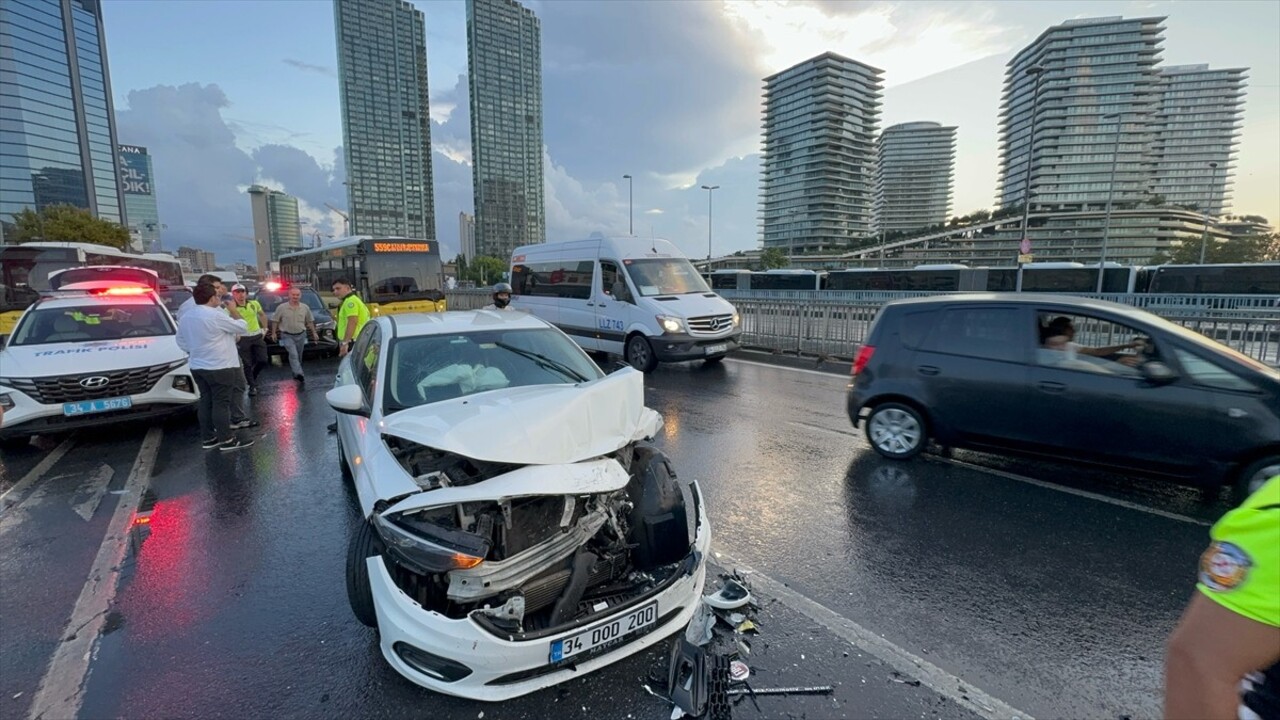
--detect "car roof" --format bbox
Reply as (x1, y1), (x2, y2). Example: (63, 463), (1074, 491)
(885, 293), (1157, 320)
(384, 310), (552, 338)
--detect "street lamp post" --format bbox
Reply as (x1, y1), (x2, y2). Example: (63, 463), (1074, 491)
(1097, 113), (1122, 292)
(701, 184), (719, 268)
(1015, 65), (1045, 293)
(622, 174), (633, 236)
(1198, 162), (1220, 264)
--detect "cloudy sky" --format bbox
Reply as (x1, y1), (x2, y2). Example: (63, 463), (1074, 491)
(100, 0), (1279, 266)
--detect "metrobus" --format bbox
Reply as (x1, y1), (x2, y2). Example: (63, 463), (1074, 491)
(0, 242), (184, 337)
(1143, 263), (1280, 294)
(825, 263), (1142, 293)
(278, 236), (446, 315)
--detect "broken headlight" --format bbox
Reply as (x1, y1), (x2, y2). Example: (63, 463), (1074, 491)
(373, 512), (489, 575)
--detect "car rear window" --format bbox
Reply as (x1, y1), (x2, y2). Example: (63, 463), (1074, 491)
(926, 307), (1024, 362)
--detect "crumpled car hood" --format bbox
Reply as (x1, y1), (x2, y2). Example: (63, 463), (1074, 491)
(380, 367), (662, 465)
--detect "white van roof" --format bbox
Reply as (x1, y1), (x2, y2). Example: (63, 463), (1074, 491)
(512, 237), (686, 262)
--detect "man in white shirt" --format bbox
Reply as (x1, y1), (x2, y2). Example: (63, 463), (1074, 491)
(176, 283), (254, 451)
(175, 274), (225, 324)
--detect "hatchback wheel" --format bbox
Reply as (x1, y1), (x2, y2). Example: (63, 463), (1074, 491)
(1235, 456), (1280, 501)
(346, 521), (382, 628)
(866, 403), (926, 459)
(626, 335), (658, 373)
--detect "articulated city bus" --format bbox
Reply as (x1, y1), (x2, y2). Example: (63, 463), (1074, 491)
(0, 242), (184, 337)
(278, 236), (446, 315)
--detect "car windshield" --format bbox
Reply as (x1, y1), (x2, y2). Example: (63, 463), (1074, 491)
(10, 302), (174, 346)
(385, 328), (604, 412)
(157, 288), (191, 314)
(623, 258), (710, 297)
(255, 289), (328, 316)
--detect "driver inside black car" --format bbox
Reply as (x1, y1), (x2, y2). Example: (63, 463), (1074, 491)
(1040, 316), (1149, 371)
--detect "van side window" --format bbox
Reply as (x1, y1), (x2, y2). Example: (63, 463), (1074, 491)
(928, 307), (1023, 362)
(600, 261), (625, 299)
(1170, 348), (1259, 392)
(509, 261), (592, 300)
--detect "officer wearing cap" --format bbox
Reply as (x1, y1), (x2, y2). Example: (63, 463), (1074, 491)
(1165, 475), (1280, 719)
(230, 284), (269, 396)
(332, 278), (370, 358)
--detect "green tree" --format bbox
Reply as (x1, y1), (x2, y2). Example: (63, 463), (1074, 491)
(463, 255), (508, 286)
(759, 247), (788, 269)
(1150, 233), (1280, 264)
(10, 204), (130, 249)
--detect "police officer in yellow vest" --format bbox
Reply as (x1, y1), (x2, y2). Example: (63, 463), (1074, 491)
(1165, 475), (1280, 720)
(230, 284), (269, 396)
(332, 278), (369, 358)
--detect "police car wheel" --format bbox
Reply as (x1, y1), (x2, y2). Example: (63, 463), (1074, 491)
(1235, 456), (1280, 501)
(346, 521), (381, 628)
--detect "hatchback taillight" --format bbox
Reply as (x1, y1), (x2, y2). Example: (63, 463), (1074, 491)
(853, 345), (875, 376)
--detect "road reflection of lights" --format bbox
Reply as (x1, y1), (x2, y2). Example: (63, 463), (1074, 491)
(663, 410), (681, 439)
(128, 495), (205, 634)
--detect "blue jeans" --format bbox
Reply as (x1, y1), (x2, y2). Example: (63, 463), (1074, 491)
(280, 332), (307, 377)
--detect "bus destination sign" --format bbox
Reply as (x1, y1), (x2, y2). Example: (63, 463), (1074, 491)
(373, 242), (431, 253)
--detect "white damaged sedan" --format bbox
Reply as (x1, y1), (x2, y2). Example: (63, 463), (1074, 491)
(328, 310), (709, 700)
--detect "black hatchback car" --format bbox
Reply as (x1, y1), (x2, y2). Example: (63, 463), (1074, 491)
(847, 294), (1280, 497)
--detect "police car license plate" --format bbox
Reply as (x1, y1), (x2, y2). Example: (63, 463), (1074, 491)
(549, 602), (657, 663)
(63, 397), (133, 416)
(705, 343), (728, 356)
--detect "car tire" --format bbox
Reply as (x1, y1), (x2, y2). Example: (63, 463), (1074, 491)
(337, 436), (354, 484)
(346, 520), (382, 628)
(1234, 456), (1280, 502)
(625, 334), (658, 373)
(865, 402), (927, 460)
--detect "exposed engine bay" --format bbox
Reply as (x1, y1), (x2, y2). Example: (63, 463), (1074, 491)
(376, 435), (701, 636)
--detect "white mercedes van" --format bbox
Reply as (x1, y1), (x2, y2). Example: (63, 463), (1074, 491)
(509, 237), (741, 371)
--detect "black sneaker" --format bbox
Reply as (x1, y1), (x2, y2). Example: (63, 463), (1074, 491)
(201, 437), (224, 450)
(230, 419), (261, 430)
(248, 386), (259, 397)
(295, 374), (305, 383)
(326, 422), (337, 433)
(219, 437), (254, 452)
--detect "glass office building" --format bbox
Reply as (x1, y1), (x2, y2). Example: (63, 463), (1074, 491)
(334, 0), (435, 240)
(248, 184), (302, 272)
(761, 52), (883, 255)
(118, 143), (160, 251)
(467, 0), (544, 260)
(0, 0), (126, 242)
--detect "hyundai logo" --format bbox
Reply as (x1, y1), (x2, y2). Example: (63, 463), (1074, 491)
(79, 376), (111, 389)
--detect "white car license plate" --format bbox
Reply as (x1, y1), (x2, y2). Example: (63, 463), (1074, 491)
(63, 397), (133, 417)
(549, 602), (658, 662)
(705, 343), (728, 356)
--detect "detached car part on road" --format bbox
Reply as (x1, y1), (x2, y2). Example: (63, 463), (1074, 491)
(329, 310), (709, 700)
(848, 294), (1280, 498)
(0, 266), (198, 446)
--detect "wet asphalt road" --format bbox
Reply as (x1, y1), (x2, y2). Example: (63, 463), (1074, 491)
(0, 350), (1236, 720)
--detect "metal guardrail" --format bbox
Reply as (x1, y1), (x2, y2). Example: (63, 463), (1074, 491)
(446, 290), (1280, 365)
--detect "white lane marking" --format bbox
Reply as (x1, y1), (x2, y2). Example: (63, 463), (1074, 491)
(0, 438), (76, 511)
(788, 419), (857, 437)
(28, 426), (162, 720)
(725, 357), (849, 380)
(712, 548), (1033, 720)
(70, 464), (114, 522)
(927, 455), (1213, 527)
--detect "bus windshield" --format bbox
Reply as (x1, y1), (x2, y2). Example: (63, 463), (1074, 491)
(0, 246), (79, 312)
(365, 253), (442, 301)
(623, 258), (710, 297)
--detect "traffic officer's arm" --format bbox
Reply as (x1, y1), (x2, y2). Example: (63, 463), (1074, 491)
(255, 304), (268, 329)
(340, 311), (357, 357)
(1165, 593), (1280, 719)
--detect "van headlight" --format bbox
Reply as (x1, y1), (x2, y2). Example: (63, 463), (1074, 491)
(656, 315), (686, 334)
(732, 311), (740, 327)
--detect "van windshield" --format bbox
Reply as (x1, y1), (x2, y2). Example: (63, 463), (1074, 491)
(623, 258), (710, 297)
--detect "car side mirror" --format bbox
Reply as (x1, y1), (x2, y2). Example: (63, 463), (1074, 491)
(1140, 361), (1178, 384)
(325, 384), (368, 416)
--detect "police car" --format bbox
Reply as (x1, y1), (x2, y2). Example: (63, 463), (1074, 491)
(0, 266), (198, 447)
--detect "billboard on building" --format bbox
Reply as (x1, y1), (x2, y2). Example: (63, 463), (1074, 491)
(118, 144), (152, 196)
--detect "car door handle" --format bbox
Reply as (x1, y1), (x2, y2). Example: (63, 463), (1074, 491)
(1037, 381), (1067, 394)
(916, 365), (940, 376)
